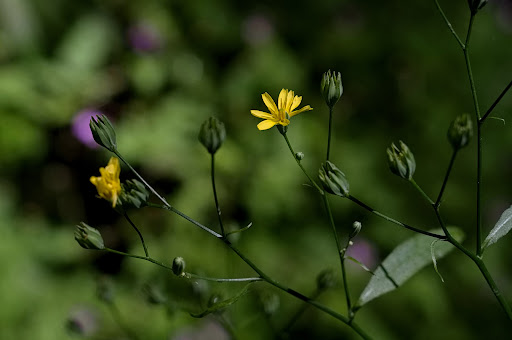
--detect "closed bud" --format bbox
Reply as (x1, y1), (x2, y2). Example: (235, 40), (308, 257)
(447, 113), (473, 150)
(172, 257), (186, 276)
(317, 269), (336, 290)
(198, 116), (226, 154)
(117, 179), (150, 209)
(468, 0), (487, 14)
(318, 161), (350, 197)
(350, 221), (362, 239)
(295, 152), (304, 161)
(75, 222), (104, 250)
(89, 115), (117, 152)
(386, 141), (416, 180)
(321, 70), (343, 109)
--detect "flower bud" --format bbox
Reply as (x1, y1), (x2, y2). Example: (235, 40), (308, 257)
(350, 221), (362, 239)
(386, 141), (416, 180)
(89, 115), (117, 152)
(172, 257), (186, 276)
(468, 0), (487, 14)
(75, 222), (104, 250)
(318, 161), (349, 197)
(198, 116), (226, 154)
(447, 113), (473, 150)
(316, 269), (336, 290)
(321, 70), (343, 109)
(117, 179), (150, 209)
(295, 152), (304, 161)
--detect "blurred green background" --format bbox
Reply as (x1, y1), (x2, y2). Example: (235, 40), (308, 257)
(1, 0), (511, 339)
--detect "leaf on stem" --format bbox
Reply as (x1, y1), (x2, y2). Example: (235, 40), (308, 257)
(430, 240), (444, 283)
(345, 256), (375, 275)
(355, 227), (463, 308)
(482, 206), (512, 251)
(225, 222), (253, 236)
(190, 283), (253, 318)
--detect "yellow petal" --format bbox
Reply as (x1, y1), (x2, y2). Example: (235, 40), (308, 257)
(290, 95), (302, 112)
(251, 110), (274, 119)
(289, 105), (313, 117)
(90, 176), (99, 185)
(257, 119), (278, 130)
(278, 89), (288, 110)
(285, 90), (294, 112)
(262, 93), (278, 115)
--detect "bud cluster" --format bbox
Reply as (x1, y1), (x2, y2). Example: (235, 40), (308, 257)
(318, 161), (350, 197)
(75, 222), (105, 250)
(386, 141), (416, 180)
(447, 113), (473, 150)
(321, 70), (343, 109)
(199, 116), (226, 154)
(90, 115), (117, 152)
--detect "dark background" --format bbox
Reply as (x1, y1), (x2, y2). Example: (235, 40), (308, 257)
(0, 0), (511, 339)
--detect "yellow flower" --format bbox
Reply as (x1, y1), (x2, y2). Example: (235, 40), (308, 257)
(90, 157), (122, 207)
(251, 89), (313, 130)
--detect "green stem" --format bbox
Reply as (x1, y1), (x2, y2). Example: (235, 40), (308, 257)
(435, 149), (458, 209)
(434, 0), (465, 49)
(322, 195), (352, 315)
(280, 131), (323, 193)
(280, 288), (322, 336)
(105, 247), (173, 270)
(123, 212), (149, 257)
(347, 195), (446, 239)
(480, 80), (512, 123)
(211, 153), (225, 236)
(186, 273), (263, 283)
(326, 107), (333, 161)
(410, 178), (435, 206)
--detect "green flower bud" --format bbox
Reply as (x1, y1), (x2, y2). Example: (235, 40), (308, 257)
(198, 116), (226, 154)
(467, 0), (487, 14)
(89, 115), (117, 152)
(295, 152), (304, 161)
(316, 269), (336, 290)
(447, 113), (473, 150)
(321, 70), (343, 109)
(386, 141), (416, 180)
(75, 222), (104, 250)
(350, 221), (362, 239)
(117, 179), (150, 209)
(318, 161), (350, 197)
(172, 257), (186, 276)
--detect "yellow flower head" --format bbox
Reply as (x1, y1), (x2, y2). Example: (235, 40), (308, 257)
(251, 89), (313, 130)
(90, 157), (122, 207)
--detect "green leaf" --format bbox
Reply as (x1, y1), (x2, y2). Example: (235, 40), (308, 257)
(345, 256), (375, 275)
(190, 283), (253, 318)
(482, 206), (512, 250)
(355, 228), (463, 309)
(430, 240), (444, 283)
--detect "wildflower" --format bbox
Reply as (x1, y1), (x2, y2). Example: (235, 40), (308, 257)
(318, 161), (350, 197)
(90, 157), (122, 207)
(447, 113), (473, 150)
(74, 222), (105, 250)
(386, 141), (416, 180)
(321, 70), (343, 109)
(251, 89), (312, 130)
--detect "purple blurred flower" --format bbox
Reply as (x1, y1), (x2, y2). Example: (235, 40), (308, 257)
(71, 109), (102, 148)
(346, 238), (378, 270)
(128, 23), (163, 53)
(66, 306), (99, 336)
(242, 14), (274, 46)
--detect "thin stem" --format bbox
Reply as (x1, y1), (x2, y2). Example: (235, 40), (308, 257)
(435, 149), (458, 208)
(326, 106), (333, 161)
(280, 288), (322, 336)
(481, 80), (512, 123)
(147, 202), (223, 238)
(105, 247), (174, 271)
(434, 0), (465, 50)
(322, 195), (352, 315)
(281, 132), (323, 193)
(476, 121), (483, 255)
(114, 151), (171, 208)
(123, 213), (149, 257)
(347, 195), (446, 239)
(211, 153), (225, 236)
(186, 273), (263, 283)
(410, 178), (435, 206)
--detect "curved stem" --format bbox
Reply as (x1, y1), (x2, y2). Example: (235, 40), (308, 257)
(481, 80), (512, 123)
(322, 195), (352, 316)
(280, 288), (322, 336)
(105, 247), (173, 270)
(211, 154), (225, 236)
(435, 150), (458, 209)
(186, 273), (263, 283)
(410, 178), (435, 206)
(326, 107), (333, 161)
(280, 132), (323, 193)
(347, 195), (446, 239)
(434, 0), (465, 50)
(123, 212), (149, 257)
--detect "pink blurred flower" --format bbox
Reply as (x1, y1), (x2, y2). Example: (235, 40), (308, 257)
(346, 238), (378, 270)
(242, 14), (274, 46)
(128, 23), (163, 53)
(71, 109), (102, 148)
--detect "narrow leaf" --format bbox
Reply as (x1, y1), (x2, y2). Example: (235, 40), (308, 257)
(430, 240), (444, 283)
(355, 227), (463, 308)
(482, 206), (512, 250)
(345, 256), (375, 275)
(226, 222), (253, 236)
(190, 283), (252, 318)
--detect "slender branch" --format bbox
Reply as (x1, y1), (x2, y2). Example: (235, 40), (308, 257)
(410, 179), (435, 206)
(434, 0), (465, 50)
(280, 132), (323, 193)
(347, 195), (446, 239)
(481, 80), (512, 123)
(476, 121), (483, 255)
(105, 247), (174, 271)
(435, 150), (458, 208)
(211, 154), (225, 236)
(326, 107), (334, 161)
(186, 273), (263, 283)
(123, 212), (149, 257)
(322, 195), (352, 315)
(280, 288), (321, 336)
